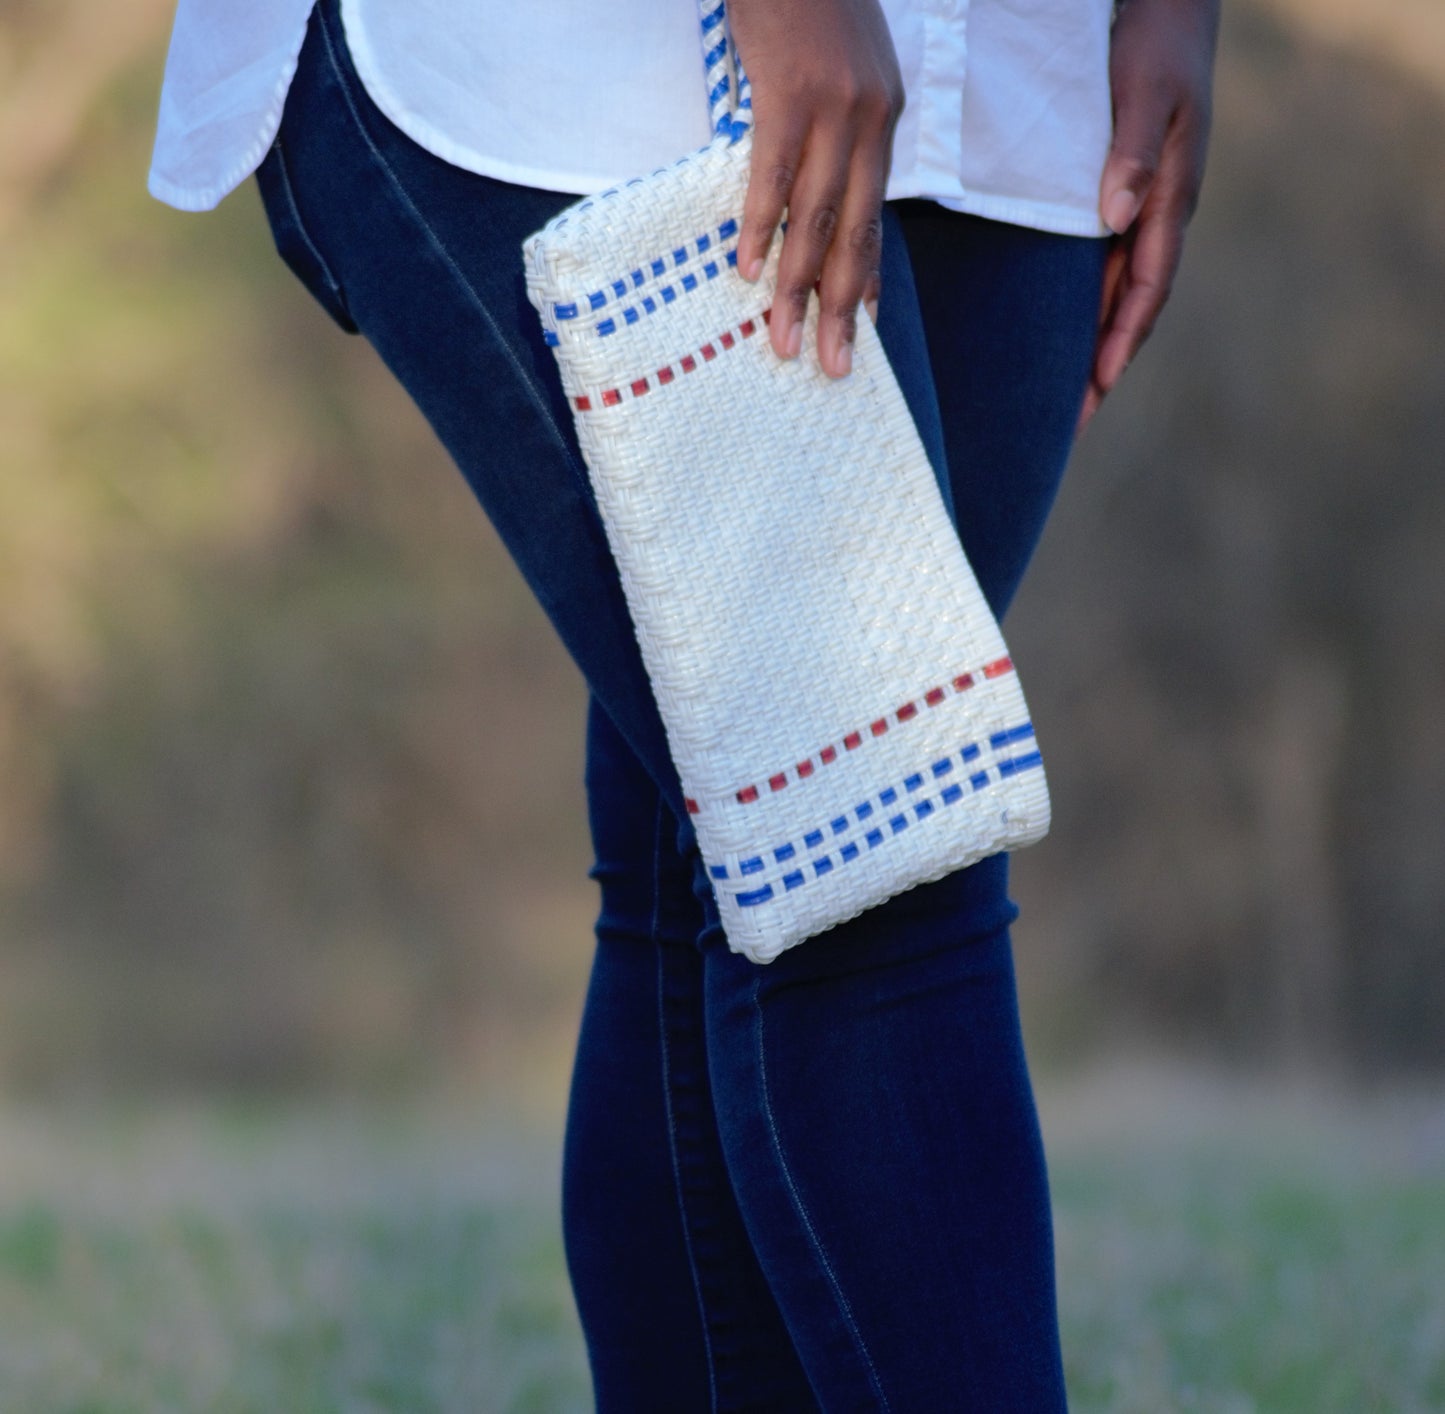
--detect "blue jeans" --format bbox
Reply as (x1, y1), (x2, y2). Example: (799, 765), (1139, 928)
(257, 2), (1107, 1406)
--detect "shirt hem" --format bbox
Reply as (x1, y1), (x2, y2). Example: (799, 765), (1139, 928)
(150, 0), (1113, 241)
(924, 189), (1110, 238)
(146, 3), (315, 212)
(338, 0), (1109, 236)
(340, 1), (619, 196)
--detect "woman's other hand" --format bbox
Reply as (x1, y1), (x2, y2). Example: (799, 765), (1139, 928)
(727, 0), (904, 378)
(1080, 0), (1221, 435)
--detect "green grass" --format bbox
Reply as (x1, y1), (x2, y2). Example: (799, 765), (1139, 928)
(0, 1097), (591, 1413)
(0, 1070), (1442, 1412)
(1045, 1066), (1445, 1412)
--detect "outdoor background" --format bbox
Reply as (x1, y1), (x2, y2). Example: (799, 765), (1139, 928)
(1, 1), (1443, 1409)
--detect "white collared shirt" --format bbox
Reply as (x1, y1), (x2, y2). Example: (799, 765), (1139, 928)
(149, 0), (1114, 238)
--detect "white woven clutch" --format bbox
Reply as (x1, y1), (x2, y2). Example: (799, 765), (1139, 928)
(522, 1), (1049, 963)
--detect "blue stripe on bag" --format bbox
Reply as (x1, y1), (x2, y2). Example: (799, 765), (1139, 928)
(724, 724), (1039, 900)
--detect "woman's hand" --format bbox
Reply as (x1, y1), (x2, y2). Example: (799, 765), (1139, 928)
(726, 0), (904, 379)
(1080, 0), (1221, 435)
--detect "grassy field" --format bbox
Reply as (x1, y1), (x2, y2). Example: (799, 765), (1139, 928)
(1, 1066), (1442, 1412)
(0, 1094), (588, 1414)
(1043, 1066), (1445, 1412)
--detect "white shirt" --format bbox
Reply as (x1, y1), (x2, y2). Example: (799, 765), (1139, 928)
(149, 0), (1114, 238)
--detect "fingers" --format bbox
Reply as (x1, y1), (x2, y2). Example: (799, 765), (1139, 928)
(1079, 0), (1219, 436)
(1104, 207), (1181, 377)
(1098, 77), (1173, 237)
(731, 1), (902, 380)
(741, 114), (890, 377)
(1080, 203), (1184, 436)
(767, 131), (848, 366)
(1082, 110), (1199, 434)
(819, 143), (887, 371)
(743, 135), (890, 377)
(1077, 241), (1129, 437)
(783, 139), (887, 377)
(737, 122), (802, 289)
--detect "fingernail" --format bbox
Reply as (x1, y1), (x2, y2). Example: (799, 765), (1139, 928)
(864, 297), (879, 326)
(743, 256), (764, 283)
(835, 339), (852, 377)
(785, 322), (802, 359)
(1104, 190), (1139, 236)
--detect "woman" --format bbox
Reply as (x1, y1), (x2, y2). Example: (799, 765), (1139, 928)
(150, 0), (1218, 1405)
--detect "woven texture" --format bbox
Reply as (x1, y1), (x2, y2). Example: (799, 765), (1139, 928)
(521, 5), (1049, 963)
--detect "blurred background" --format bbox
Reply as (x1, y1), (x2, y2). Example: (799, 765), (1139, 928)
(3, 0), (1443, 1097)
(1, 1), (1444, 1409)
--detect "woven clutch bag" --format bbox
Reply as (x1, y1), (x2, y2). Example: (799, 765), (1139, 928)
(522, 0), (1049, 963)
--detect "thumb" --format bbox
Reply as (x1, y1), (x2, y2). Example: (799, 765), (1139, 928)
(1099, 84), (1173, 235)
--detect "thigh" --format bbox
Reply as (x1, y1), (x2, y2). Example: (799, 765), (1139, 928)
(255, 0), (687, 819)
(892, 200), (1109, 620)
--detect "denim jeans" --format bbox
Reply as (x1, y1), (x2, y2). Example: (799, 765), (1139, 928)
(256, 2), (1108, 1406)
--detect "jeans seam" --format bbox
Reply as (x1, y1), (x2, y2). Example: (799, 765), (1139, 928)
(655, 798), (719, 1413)
(312, 4), (588, 487)
(271, 133), (348, 313)
(753, 972), (893, 1411)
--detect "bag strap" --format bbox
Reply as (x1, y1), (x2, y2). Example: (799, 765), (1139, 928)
(699, 0), (753, 143)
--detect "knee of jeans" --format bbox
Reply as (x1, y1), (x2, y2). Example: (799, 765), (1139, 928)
(840, 852), (1020, 954)
(708, 851), (1022, 986)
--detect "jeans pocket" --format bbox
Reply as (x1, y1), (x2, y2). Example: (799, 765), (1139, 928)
(254, 136), (358, 334)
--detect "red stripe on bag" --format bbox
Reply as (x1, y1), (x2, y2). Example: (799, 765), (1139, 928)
(689, 655), (1019, 814)
(570, 311), (772, 413)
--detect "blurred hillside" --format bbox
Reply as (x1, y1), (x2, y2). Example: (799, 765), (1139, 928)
(1, 0), (1442, 1095)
